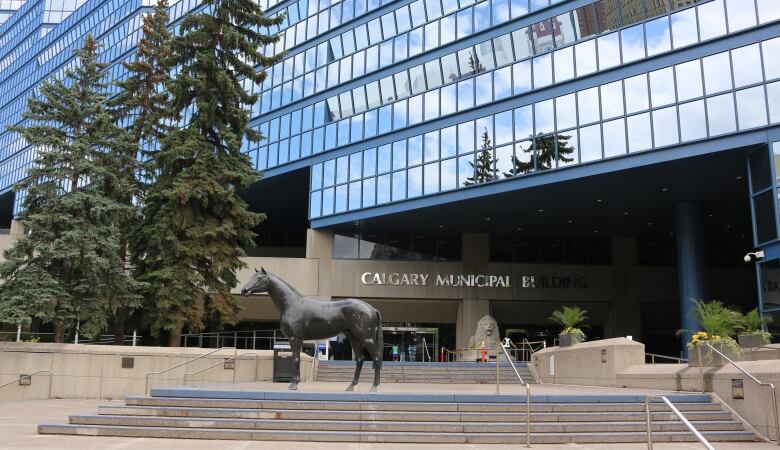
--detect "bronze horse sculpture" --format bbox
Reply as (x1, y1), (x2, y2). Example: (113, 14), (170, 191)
(240, 268), (383, 391)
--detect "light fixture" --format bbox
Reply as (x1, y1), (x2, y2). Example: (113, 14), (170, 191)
(517, 227), (523, 232)
(669, 232), (675, 236)
(594, 229), (599, 233)
(568, 219), (574, 224)
(647, 221), (653, 226)
(736, 176), (743, 180)
(485, 217), (491, 221)
(438, 225), (444, 229)
(623, 211), (629, 215)
(661, 187), (669, 192)
(537, 209), (544, 213)
(596, 199), (603, 203)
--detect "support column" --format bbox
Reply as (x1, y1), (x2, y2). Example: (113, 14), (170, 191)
(305, 228), (333, 301)
(456, 233), (490, 351)
(611, 237), (641, 341)
(675, 202), (709, 358)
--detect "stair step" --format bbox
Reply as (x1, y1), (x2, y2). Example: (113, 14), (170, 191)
(98, 405), (734, 423)
(37, 423), (757, 444)
(125, 396), (723, 413)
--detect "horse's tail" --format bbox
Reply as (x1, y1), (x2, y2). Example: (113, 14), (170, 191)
(374, 308), (383, 367)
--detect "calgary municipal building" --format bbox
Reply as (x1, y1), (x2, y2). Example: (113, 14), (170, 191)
(1, 0), (780, 359)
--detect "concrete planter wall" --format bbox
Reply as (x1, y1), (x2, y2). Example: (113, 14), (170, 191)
(559, 333), (582, 347)
(688, 343), (740, 367)
(738, 334), (764, 349)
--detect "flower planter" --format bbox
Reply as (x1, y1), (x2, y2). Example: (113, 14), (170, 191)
(738, 334), (763, 349)
(559, 333), (582, 347)
(688, 343), (740, 367)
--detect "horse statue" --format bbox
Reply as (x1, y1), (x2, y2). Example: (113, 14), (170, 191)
(240, 268), (383, 391)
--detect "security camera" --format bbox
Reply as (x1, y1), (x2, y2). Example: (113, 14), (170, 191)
(744, 251), (765, 263)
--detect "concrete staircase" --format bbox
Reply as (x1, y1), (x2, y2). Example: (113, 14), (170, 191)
(316, 361), (537, 384)
(38, 388), (757, 444)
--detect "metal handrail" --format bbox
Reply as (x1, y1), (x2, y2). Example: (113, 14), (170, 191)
(0, 370), (53, 398)
(644, 395), (714, 450)
(703, 342), (780, 446)
(145, 347), (236, 394)
(646, 352), (688, 364)
(183, 352), (259, 385)
(497, 344), (531, 448)
(421, 337), (433, 381)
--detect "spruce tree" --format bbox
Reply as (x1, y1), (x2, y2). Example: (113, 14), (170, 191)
(465, 128), (497, 186)
(0, 36), (142, 342)
(110, 0), (174, 344)
(135, 0), (283, 345)
(507, 133), (575, 176)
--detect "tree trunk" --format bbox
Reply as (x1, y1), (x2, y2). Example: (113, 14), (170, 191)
(168, 323), (183, 347)
(53, 324), (66, 343)
(113, 309), (126, 345)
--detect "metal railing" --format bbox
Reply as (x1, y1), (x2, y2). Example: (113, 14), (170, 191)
(181, 330), (278, 350)
(0, 370), (53, 398)
(421, 337), (433, 380)
(702, 342), (780, 446)
(644, 395), (714, 450)
(496, 344), (531, 448)
(145, 347), (236, 395)
(646, 353), (688, 364)
(183, 352), (259, 386)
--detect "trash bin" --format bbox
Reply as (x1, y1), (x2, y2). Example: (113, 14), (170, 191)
(273, 342), (294, 382)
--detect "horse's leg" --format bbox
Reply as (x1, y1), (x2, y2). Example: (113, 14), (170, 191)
(289, 337), (301, 390)
(345, 333), (363, 391)
(361, 339), (382, 392)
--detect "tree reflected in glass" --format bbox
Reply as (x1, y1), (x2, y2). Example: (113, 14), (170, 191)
(465, 128), (497, 185)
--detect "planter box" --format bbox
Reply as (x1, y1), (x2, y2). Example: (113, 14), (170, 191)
(738, 334), (763, 349)
(559, 333), (582, 347)
(688, 343), (741, 367)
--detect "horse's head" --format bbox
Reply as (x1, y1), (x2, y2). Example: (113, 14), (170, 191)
(240, 267), (270, 296)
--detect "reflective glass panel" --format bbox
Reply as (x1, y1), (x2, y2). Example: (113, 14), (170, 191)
(377, 174), (390, 204)
(495, 67), (512, 100)
(706, 93), (737, 136)
(623, 74), (650, 114)
(392, 170), (406, 201)
(515, 105), (534, 140)
(578, 87), (600, 125)
(476, 73), (493, 105)
(579, 124), (602, 162)
(649, 67), (676, 107)
(698, 0), (727, 41)
(703, 52), (733, 94)
(393, 141), (406, 170)
(425, 90), (440, 121)
(671, 8), (698, 49)
(645, 16), (671, 56)
(575, 40), (597, 76)
(458, 154), (474, 187)
(678, 100), (707, 142)
(758, 0), (780, 24)
(362, 177), (376, 207)
(600, 81), (624, 120)
(512, 27), (532, 60)
(732, 44), (763, 88)
(441, 157), (457, 190)
(736, 86), (768, 130)
(496, 145), (513, 178)
(495, 111), (514, 145)
(458, 78), (474, 110)
(424, 162), (439, 194)
(364, 147), (377, 177)
(725, 0), (756, 32)
(441, 126), (457, 158)
(627, 112), (652, 152)
(349, 182), (362, 210)
(408, 166), (422, 198)
(597, 33), (621, 69)
(441, 84), (457, 116)
(620, 24), (645, 63)
(675, 60), (703, 102)
(602, 118), (626, 157)
(514, 141), (535, 174)
(764, 38), (780, 81)
(459, 121), (475, 154)
(556, 93), (577, 131)
(554, 46), (574, 82)
(768, 82), (780, 123)
(533, 54), (553, 88)
(652, 106), (679, 147)
(535, 99), (554, 135)
(513, 60), (533, 94)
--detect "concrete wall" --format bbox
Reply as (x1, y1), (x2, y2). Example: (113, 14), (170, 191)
(531, 337), (645, 386)
(0, 343), (314, 402)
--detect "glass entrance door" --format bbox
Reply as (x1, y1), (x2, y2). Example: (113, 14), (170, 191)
(382, 326), (438, 362)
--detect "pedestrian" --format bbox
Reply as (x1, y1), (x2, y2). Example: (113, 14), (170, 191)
(391, 343), (400, 361)
(407, 334), (418, 362)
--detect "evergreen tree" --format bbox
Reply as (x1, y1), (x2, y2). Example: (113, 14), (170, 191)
(468, 51), (486, 74)
(506, 133), (575, 176)
(465, 128), (497, 186)
(0, 36), (143, 342)
(110, 0), (175, 344)
(134, 0), (284, 346)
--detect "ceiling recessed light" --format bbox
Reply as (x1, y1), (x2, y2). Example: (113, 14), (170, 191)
(485, 217), (491, 221)
(623, 211), (629, 215)
(438, 225), (444, 228)
(517, 227), (523, 232)
(596, 199), (603, 203)
(708, 214), (713, 218)
(661, 188), (669, 192)
(568, 219), (574, 224)
(736, 176), (743, 180)
(725, 225), (731, 229)
(647, 222), (653, 226)
(537, 209), (544, 213)
(669, 232), (675, 236)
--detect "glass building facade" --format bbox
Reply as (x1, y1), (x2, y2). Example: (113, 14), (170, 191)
(1, 0), (780, 352)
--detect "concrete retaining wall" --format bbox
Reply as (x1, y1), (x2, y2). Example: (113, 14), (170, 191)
(0, 343), (314, 402)
(531, 337), (645, 386)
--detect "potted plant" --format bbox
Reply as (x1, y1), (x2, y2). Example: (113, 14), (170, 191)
(737, 308), (772, 349)
(549, 306), (588, 347)
(685, 300), (743, 367)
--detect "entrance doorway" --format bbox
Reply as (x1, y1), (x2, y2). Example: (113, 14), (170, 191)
(383, 326), (437, 362)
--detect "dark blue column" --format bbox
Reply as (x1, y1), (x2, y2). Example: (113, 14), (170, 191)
(675, 202), (709, 359)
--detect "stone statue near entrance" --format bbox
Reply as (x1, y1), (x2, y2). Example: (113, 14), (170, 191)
(463, 314), (501, 361)
(240, 268), (383, 392)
